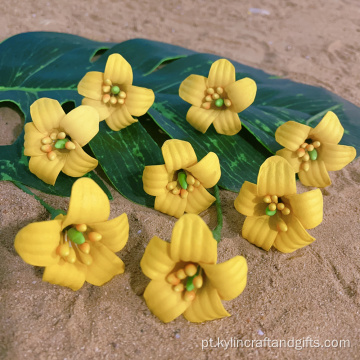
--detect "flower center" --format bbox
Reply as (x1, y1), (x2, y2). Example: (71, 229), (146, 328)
(263, 195), (290, 232)
(166, 263), (204, 301)
(296, 139), (321, 172)
(102, 78), (127, 106)
(40, 130), (76, 161)
(201, 86), (232, 110)
(166, 170), (201, 198)
(56, 223), (103, 265)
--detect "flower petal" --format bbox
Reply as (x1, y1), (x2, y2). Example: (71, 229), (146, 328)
(43, 259), (87, 291)
(225, 77), (257, 113)
(257, 156), (297, 197)
(85, 242), (125, 286)
(298, 159), (331, 188)
(183, 281), (230, 322)
(91, 213), (129, 252)
(275, 121), (311, 151)
(105, 105), (137, 131)
(82, 98), (112, 121)
(60, 105), (99, 147)
(319, 143), (356, 171)
(104, 53), (133, 85)
(14, 220), (61, 266)
(29, 153), (66, 185)
(77, 71), (103, 100)
(212, 109), (241, 135)
(61, 141), (98, 177)
(30, 98), (65, 134)
(143, 280), (190, 323)
(122, 85), (154, 116)
(186, 106), (218, 133)
(24, 122), (46, 156)
(242, 215), (278, 251)
(170, 214), (217, 264)
(309, 111), (343, 145)
(273, 215), (315, 253)
(185, 152), (221, 189)
(207, 59), (235, 88)
(143, 165), (171, 196)
(185, 185), (215, 214)
(234, 181), (264, 217)
(140, 236), (175, 280)
(155, 192), (187, 218)
(62, 177), (110, 229)
(162, 139), (197, 172)
(201, 255), (247, 301)
(285, 189), (323, 229)
(276, 148), (301, 173)
(179, 74), (207, 107)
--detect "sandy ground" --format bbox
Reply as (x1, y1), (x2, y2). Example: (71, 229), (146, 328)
(0, 0), (359, 359)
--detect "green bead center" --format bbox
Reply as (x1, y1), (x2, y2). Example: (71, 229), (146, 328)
(67, 228), (85, 245)
(54, 138), (69, 149)
(215, 98), (224, 107)
(177, 171), (188, 190)
(111, 85), (120, 95)
(265, 206), (277, 216)
(308, 148), (318, 160)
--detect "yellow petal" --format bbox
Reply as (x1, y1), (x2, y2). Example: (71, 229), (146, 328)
(183, 281), (230, 323)
(275, 121), (311, 151)
(276, 148), (301, 173)
(212, 109), (241, 135)
(201, 255), (247, 301)
(319, 143), (356, 171)
(234, 181), (264, 217)
(185, 185), (215, 214)
(186, 106), (218, 133)
(24, 122), (45, 156)
(14, 219), (62, 266)
(273, 215), (315, 253)
(309, 111), (343, 145)
(225, 77), (257, 113)
(154, 192), (187, 218)
(170, 214), (217, 264)
(82, 97), (112, 121)
(207, 59), (235, 88)
(62, 178), (110, 229)
(185, 152), (221, 188)
(162, 139), (197, 172)
(60, 105), (99, 147)
(43, 259), (87, 291)
(179, 74), (207, 107)
(298, 159), (331, 188)
(143, 280), (190, 323)
(285, 189), (323, 229)
(85, 242), (124, 286)
(30, 98), (65, 134)
(122, 85), (155, 116)
(257, 156), (297, 197)
(104, 53), (133, 85)
(143, 165), (171, 196)
(61, 141), (98, 177)
(140, 236), (175, 280)
(77, 71), (103, 100)
(242, 215), (278, 251)
(29, 153), (66, 185)
(105, 105), (137, 131)
(91, 213), (129, 252)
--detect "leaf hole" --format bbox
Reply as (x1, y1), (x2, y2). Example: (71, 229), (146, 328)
(0, 101), (25, 145)
(61, 101), (76, 114)
(149, 58), (179, 74)
(138, 113), (170, 147)
(90, 47), (109, 63)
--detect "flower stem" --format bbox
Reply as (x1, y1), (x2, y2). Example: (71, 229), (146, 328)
(212, 185), (223, 243)
(13, 181), (66, 219)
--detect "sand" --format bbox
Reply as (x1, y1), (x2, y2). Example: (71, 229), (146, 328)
(0, 1), (359, 359)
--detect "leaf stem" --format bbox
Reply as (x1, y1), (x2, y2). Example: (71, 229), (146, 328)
(212, 185), (223, 243)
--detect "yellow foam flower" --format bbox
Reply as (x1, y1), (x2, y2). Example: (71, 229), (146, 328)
(77, 53), (155, 131)
(140, 214), (247, 323)
(14, 178), (129, 291)
(179, 58), (257, 135)
(24, 98), (99, 185)
(234, 156), (323, 253)
(143, 139), (221, 218)
(275, 111), (356, 187)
